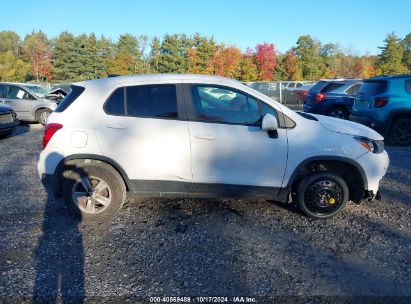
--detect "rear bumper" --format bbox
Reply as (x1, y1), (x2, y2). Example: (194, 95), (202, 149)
(349, 114), (386, 135)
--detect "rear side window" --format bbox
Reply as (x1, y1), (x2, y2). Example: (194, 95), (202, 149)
(104, 88), (125, 115)
(309, 81), (327, 92)
(126, 84), (178, 118)
(55, 85), (85, 113)
(405, 80), (411, 94)
(0, 84), (4, 98)
(321, 82), (345, 93)
(359, 81), (388, 95)
(346, 84), (361, 94)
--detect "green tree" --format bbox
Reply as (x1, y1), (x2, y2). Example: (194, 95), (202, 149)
(187, 34), (217, 74)
(52, 31), (81, 81)
(158, 34), (190, 73)
(0, 51), (30, 81)
(377, 32), (408, 75)
(402, 33), (411, 71)
(0, 31), (20, 55)
(150, 37), (161, 72)
(282, 51), (302, 80)
(294, 35), (325, 80)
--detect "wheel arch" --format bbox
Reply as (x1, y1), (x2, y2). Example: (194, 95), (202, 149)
(53, 154), (132, 196)
(283, 156), (368, 204)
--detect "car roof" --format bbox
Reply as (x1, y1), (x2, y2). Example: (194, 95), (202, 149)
(80, 74), (244, 88)
(367, 74), (411, 81)
(318, 78), (362, 83)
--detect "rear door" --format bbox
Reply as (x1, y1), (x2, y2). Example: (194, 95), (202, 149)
(183, 83), (288, 192)
(355, 80), (388, 108)
(96, 82), (193, 193)
(4, 85), (35, 119)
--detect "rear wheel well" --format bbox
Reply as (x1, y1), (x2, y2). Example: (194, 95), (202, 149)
(290, 160), (364, 203)
(55, 158), (131, 196)
(35, 107), (52, 119)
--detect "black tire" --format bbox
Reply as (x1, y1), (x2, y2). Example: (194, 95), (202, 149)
(327, 107), (348, 120)
(37, 109), (52, 126)
(387, 117), (411, 146)
(297, 172), (349, 219)
(62, 162), (127, 221)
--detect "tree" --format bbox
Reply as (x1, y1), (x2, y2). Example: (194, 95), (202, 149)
(206, 45), (242, 78)
(0, 51), (30, 81)
(239, 49), (259, 82)
(157, 34), (190, 73)
(22, 31), (53, 81)
(187, 34), (217, 74)
(0, 31), (20, 55)
(107, 53), (135, 75)
(282, 51), (302, 80)
(150, 37), (161, 72)
(402, 33), (411, 72)
(377, 32), (408, 75)
(294, 35), (325, 80)
(255, 42), (277, 80)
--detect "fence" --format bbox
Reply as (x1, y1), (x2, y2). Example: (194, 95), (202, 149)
(246, 81), (312, 110)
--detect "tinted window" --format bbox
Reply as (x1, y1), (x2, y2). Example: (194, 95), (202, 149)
(405, 80), (411, 94)
(296, 83), (303, 88)
(321, 82), (345, 93)
(0, 85), (4, 98)
(127, 84), (177, 118)
(191, 86), (260, 125)
(6, 85), (35, 100)
(346, 84), (361, 94)
(359, 81), (388, 95)
(310, 81), (328, 92)
(104, 88), (125, 115)
(55, 85), (85, 113)
(288, 83), (295, 88)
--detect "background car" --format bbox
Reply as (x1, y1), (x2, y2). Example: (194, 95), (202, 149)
(290, 83), (315, 103)
(284, 81), (312, 91)
(0, 82), (60, 125)
(303, 79), (362, 119)
(350, 74), (411, 145)
(0, 103), (19, 138)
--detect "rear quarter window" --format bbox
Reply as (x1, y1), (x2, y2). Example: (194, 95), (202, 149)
(321, 82), (345, 93)
(104, 88), (125, 115)
(55, 85), (85, 113)
(358, 81), (388, 95)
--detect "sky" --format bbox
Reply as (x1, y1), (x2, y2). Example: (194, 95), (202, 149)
(1, 0), (410, 55)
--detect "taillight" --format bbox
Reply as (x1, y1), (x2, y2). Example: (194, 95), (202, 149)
(315, 93), (327, 103)
(42, 123), (63, 148)
(303, 91), (308, 96)
(374, 97), (388, 107)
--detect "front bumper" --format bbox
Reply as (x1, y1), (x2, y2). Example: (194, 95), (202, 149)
(0, 119), (19, 132)
(356, 149), (389, 195)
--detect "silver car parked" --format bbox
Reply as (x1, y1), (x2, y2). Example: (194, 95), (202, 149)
(0, 82), (59, 125)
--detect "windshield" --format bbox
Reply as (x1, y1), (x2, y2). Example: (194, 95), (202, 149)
(24, 85), (48, 96)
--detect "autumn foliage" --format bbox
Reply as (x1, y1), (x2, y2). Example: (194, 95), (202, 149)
(255, 42), (277, 81)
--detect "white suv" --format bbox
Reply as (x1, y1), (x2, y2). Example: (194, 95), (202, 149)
(38, 74), (389, 220)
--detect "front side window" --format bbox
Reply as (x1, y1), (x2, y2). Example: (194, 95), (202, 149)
(6, 85), (35, 100)
(191, 86), (260, 125)
(126, 84), (178, 118)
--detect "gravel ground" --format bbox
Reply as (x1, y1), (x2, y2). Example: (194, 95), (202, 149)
(0, 124), (410, 303)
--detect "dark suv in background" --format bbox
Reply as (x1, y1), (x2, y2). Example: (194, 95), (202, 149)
(303, 79), (362, 119)
(350, 74), (411, 145)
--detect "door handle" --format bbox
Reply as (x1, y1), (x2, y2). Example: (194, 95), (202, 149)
(105, 123), (126, 129)
(194, 133), (215, 140)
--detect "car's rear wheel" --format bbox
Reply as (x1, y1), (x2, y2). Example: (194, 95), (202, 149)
(62, 162), (126, 221)
(37, 109), (52, 126)
(388, 117), (411, 146)
(297, 172), (349, 219)
(327, 107), (348, 120)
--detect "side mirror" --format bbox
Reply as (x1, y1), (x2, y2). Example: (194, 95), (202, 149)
(261, 113), (278, 131)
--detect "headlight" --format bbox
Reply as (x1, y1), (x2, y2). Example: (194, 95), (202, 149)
(355, 136), (384, 154)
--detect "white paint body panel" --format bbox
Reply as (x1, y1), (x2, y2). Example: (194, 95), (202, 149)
(37, 74), (389, 196)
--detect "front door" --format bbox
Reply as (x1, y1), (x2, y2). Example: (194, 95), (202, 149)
(184, 84), (288, 193)
(4, 85), (35, 120)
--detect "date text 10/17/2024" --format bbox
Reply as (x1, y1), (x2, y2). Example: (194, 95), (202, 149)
(149, 296), (257, 303)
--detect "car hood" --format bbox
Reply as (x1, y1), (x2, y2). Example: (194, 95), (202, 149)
(312, 114), (384, 140)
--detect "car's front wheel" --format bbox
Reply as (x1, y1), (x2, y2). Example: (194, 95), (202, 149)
(62, 162), (127, 221)
(297, 172), (349, 219)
